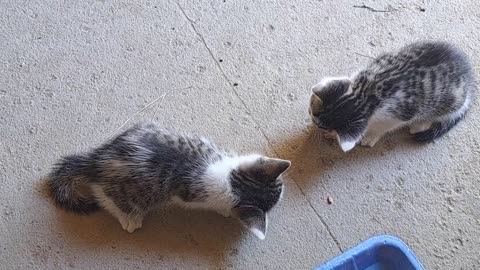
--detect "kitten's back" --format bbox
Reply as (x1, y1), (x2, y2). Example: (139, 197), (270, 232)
(48, 123), (227, 214)
(365, 41), (475, 119)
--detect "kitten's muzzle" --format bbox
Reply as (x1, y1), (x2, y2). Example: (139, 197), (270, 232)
(322, 129), (338, 140)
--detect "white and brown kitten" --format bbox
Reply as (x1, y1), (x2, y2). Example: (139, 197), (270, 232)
(309, 41), (476, 152)
(48, 122), (291, 240)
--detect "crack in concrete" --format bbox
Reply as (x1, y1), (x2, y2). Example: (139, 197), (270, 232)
(297, 187), (344, 252)
(176, 0), (343, 253)
(175, 1), (277, 152)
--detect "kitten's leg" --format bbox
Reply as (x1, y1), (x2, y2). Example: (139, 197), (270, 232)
(361, 119), (404, 147)
(91, 185), (129, 230)
(409, 121), (432, 134)
(126, 214), (144, 233)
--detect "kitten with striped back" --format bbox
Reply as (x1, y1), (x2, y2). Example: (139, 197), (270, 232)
(48, 123), (291, 240)
(309, 41), (476, 152)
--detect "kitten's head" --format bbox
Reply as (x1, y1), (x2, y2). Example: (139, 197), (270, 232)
(230, 155), (291, 240)
(309, 77), (369, 152)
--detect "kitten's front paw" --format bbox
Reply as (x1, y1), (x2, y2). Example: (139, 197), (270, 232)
(360, 136), (379, 148)
(125, 215), (143, 233)
(118, 216), (129, 231)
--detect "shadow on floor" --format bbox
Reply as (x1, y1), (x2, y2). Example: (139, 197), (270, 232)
(35, 179), (244, 268)
(270, 126), (430, 190)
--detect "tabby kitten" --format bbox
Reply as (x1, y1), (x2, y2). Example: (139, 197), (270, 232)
(48, 122), (291, 240)
(309, 41), (476, 152)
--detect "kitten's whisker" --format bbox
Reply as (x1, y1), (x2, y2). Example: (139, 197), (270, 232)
(306, 124), (319, 141)
(354, 52), (376, 60)
(283, 181), (297, 184)
(151, 92), (169, 120)
(107, 86), (192, 138)
(312, 126), (322, 142)
(310, 128), (317, 141)
(152, 86), (193, 121)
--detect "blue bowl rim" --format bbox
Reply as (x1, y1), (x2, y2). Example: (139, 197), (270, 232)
(315, 234), (425, 270)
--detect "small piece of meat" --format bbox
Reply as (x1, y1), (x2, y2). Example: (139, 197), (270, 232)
(327, 196), (333, 205)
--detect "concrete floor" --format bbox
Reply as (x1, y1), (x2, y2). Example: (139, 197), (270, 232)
(1, 0), (479, 269)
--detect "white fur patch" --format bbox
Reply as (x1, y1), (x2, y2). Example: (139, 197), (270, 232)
(250, 228), (266, 240)
(314, 76), (350, 89)
(450, 93), (472, 120)
(409, 121), (433, 134)
(338, 139), (357, 152)
(170, 154), (261, 215)
(362, 113), (406, 147)
(91, 184), (129, 230)
(236, 154), (263, 170)
(312, 76), (351, 93)
(250, 214), (268, 240)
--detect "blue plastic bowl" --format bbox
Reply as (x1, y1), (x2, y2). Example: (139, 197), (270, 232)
(314, 235), (425, 270)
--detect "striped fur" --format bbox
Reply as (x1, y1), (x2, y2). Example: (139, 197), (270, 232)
(47, 122), (290, 239)
(309, 41), (476, 151)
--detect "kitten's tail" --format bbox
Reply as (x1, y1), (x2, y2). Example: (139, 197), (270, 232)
(413, 115), (465, 142)
(47, 154), (99, 214)
(414, 86), (475, 142)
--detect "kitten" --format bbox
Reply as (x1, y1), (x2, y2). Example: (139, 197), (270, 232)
(47, 122), (291, 240)
(309, 41), (476, 152)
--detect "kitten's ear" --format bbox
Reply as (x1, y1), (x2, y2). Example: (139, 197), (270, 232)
(312, 77), (351, 94)
(336, 132), (360, 152)
(261, 158), (291, 179)
(310, 94), (324, 115)
(240, 157), (291, 180)
(234, 206), (267, 240)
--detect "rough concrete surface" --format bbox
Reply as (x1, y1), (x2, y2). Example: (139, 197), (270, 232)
(1, 0), (479, 269)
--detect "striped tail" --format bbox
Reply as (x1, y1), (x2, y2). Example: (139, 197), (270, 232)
(413, 114), (465, 142)
(47, 154), (99, 214)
